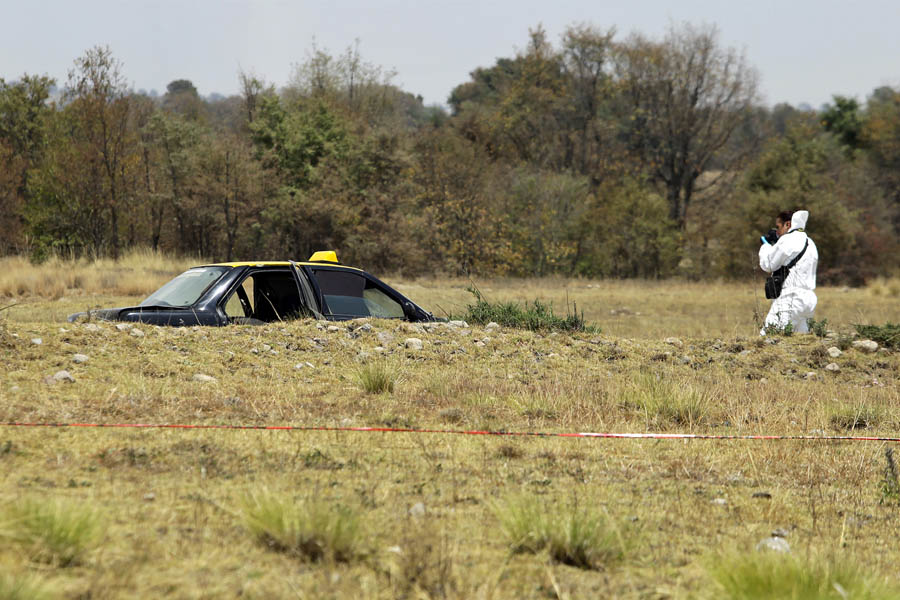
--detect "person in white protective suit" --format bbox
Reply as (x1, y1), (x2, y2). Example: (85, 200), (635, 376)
(758, 209), (819, 335)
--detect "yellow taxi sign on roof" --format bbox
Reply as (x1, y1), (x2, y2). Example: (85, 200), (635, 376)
(308, 250), (339, 263)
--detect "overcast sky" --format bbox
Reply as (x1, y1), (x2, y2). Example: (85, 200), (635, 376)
(3, 0), (899, 109)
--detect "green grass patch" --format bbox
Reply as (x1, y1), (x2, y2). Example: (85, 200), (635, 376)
(492, 494), (625, 569)
(0, 572), (54, 600)
(708, 550), (900, 599)
(355, 362), (398, 394)
(241, 490), (365, 562)
(620, 372), (711, 428)
(461, 288), (597, 333)
(1, 498), (102, 567)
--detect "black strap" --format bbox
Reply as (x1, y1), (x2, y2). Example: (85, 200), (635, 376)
(785, 239), (809, 270)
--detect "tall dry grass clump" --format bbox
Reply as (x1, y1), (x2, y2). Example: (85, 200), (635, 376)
(0, 249), (199, 299)
(240, 490), (366, 562)
(492, 494), (626, 570)
(708, 550), (900, 599)
(0, 572), (55, 600)
(0, 497), (103, 567)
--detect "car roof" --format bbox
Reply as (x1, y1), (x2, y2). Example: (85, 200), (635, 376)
(201, 261), (363, 272)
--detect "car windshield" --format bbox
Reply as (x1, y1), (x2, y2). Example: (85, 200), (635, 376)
(140, 267), (229, 308)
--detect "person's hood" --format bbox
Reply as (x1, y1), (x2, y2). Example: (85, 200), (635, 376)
(790, 210), (809, 231)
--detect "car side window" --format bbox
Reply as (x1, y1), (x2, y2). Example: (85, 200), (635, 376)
(311, 269), (404, 319)
(223, 271), (306, 322)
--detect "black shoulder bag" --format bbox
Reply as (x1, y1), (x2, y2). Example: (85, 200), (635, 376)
(765, 239), (809, 299)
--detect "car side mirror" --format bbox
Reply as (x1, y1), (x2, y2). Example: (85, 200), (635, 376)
(402, 301), (418, 321)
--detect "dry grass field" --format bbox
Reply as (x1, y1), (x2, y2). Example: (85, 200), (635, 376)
(1, 255), (900, 598)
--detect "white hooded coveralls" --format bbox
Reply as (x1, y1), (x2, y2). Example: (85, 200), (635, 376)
(758, 210), (819, 334)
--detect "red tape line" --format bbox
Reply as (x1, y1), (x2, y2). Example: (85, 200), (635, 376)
(2, 422), (900, 442)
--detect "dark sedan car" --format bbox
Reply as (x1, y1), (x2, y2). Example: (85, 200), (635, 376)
(67, 251), (435, 326)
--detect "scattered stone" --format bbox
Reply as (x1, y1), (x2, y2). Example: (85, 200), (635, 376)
(116, 323), (133, 331)
(326, 325), (341, 333)
(356, 352), (371, 363)
(852, 340), (879, 354)
(340, 418), (353, 427)
(261, 344), (271, 352)
(447, 320), (468, 328)
(739, 350), (752, 356)
(711, 498), (728, 506)
(474, 341), (486, 348)
(72, 354), (89, 364)
(679, 355), (692, 365)
(665, 337), (684, 349)
(30, 338), (42, 345)
(250, 347), (259, 354)
(82, 323), (101, 332)
(10, 385), (20, 393)
(485, 322), (500, 330)
(373, 346), (385, 353)
(825, 363), (840, 373)
(804, 372), (818, 380)
(376, 332), (395, 345)
(756, 536), (790, 553)
(752, 491), (772, 499)
(356, 323), (373, 333)
(404, 338), (424, 351)
(408, 502), (426, 517)
(130, 328), (145, 338)
(44, 370), (75, 385)
(143, 493), (156, 502)
(827, 347), (842, 358)
(386, 545), (403, 555)
(192, 373), (217, 383)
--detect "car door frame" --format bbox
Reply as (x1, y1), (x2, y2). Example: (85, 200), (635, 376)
(300, 264), (416, 321)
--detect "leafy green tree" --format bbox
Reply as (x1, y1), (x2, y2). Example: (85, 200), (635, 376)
(0, 75), (55, 252)
(820, 95), (863, 153)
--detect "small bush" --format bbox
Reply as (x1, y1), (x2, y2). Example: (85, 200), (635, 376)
(1, 498), (102, 567)
(356, 362), (398, 394)
(708, 550), (900, 600)
(828, 404), (881, 431)
(764, 322), (794, 337)
(0, 572), (54, 600)
(462, 288), (597, 333)
(492, 495), (624, 570)
(241, 490), (365, 562)
(855, 323), (900, 349)
(807, 318), (828, 338)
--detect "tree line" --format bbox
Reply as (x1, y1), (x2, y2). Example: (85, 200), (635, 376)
(1, 24), (898, 283)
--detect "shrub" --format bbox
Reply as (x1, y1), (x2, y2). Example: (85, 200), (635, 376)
(807, 317), (828, 338)
(855, 322), (900, 349)
(708, 550), (900, 599)
(492, 494), (624, 569)
(462, 288), (596, 333)
(1, 498), (102, 566)
(241, 490), (365, 562)
(620, 372), (711, 428)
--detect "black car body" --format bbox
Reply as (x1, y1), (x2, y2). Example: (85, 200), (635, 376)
(67, 252), (435, 326)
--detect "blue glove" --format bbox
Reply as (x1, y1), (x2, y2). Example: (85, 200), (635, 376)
(761, 229), (778, 245)
(760, 235), (769, 245)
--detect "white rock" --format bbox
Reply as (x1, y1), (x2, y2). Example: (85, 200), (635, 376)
(485, 322), (500, 330)
(711, 498), (728, 506)
(804, 372), (818, 380)
(30, 338), (42, 345)
(474, 341), (486, 348)
(192, 374), (217, 383)
(130, 328), (145, 338)
(827, 347), (842, 358)
(82, 323), (101, 332)
(405, 338), (424, 351)
(448, 320), (468, 328)
(852, 340), (879, 353)
(52, 370), (75, 383)
(327, 325), (341, 333)
(116, 323), (133, 331)
(376, 332), (395, 344)
(72, 354), (89, 364)
(825, 363), (840, 373)
(373, 346), (385, 353)
(408, 502), (426, 517)
(756, 537), (790, 553)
